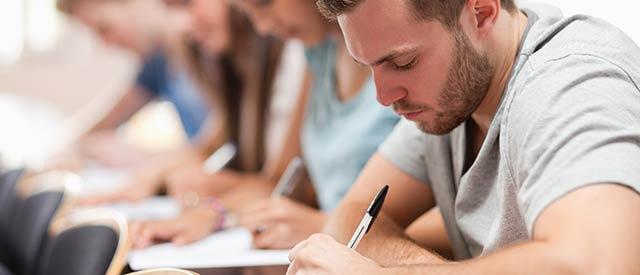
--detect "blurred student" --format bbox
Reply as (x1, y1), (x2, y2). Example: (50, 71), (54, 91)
(57, 0), (210, 167)
(59, 0), (296, 207)
(59, 0), (302, 205)
(128, 0), (308, 247)
(132, 0), (400, 251)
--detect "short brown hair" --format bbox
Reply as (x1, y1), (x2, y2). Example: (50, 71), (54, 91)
(317, 0), (517, 29)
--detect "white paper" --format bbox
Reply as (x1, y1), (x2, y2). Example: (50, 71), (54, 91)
(73, 196), (181, 220)
(128, 228), (291, 270)
(80, 164), (129, 193)
(78, 166), (181, 220)
(109, 197), (181, 220)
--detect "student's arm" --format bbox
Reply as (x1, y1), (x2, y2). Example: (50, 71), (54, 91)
(261, 69), (312, 182)
(132, 71), (314, 248)
(388, 184), (640, 274)
(88, 86), (152, 132)
(78, 110), (220, 205)
(288, 184), (640, 275)
(324, 153), (444, 266)
(405, 208), (453, 260)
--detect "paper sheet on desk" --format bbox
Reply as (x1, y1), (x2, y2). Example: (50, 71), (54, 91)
(128, 228), (291, 270)
(80, 164), (129, 193)
(78, 166), (181, 220)
(107, 197), (181, 220)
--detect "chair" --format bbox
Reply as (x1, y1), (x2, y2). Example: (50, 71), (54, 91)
(0, 169), (71, 275)
(126, 268), (200, 275)
(0, 169), (26, 265)
(0, 263), (14, 275)
(36, 208), (130, 275)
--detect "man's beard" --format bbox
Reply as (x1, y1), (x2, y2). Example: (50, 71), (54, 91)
(396, 28), (495, 135)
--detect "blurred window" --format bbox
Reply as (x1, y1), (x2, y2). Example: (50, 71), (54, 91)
(0, 0), (61, 64)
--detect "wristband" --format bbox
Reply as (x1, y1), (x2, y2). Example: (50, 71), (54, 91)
(207, 197), (228, 232)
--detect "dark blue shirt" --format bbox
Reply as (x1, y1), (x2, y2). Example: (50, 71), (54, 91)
(136, 49), (209, 139)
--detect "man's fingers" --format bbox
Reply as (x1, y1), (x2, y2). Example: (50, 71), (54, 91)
(285, 259), (301, 275)
(288, 238), (310, 262)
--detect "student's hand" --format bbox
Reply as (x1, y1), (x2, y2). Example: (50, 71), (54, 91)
(131, 204), (220, 249)
(79, 131), (150, 168)
(43, 147), (84, 172)
(237, 197), (327, 249)
(166, 166), (241, 203)
(286, 234), (383, 275)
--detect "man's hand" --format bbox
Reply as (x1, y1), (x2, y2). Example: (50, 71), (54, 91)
(286, 234), (383, 275)
(238, 197), (327, 249)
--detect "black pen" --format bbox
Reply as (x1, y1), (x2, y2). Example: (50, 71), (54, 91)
(347, 185), (389, 249)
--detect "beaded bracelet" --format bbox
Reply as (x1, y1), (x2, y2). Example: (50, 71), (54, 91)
(207, 197), (228, 232)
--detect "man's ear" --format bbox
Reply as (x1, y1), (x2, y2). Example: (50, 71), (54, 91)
(464, 0), (500, 38)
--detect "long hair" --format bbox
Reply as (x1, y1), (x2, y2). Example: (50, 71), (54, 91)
(182, 7), (283, 172)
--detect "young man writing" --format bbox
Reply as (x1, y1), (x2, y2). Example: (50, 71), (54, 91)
(287, 0), (640, 274)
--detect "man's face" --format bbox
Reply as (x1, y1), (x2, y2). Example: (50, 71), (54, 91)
(233, 0), (326, 46)
(338, 0), (494, 135)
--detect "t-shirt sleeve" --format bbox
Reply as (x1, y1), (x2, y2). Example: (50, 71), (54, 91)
(135, 51), (169, 96)
(511, 55), (640, 234)
(378, 119), (430, 184)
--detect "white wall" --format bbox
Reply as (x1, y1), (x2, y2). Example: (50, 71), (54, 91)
(521, 0), (640, 45)
(0, 11), (140, 168)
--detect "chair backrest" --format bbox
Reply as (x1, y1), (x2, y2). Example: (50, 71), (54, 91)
(37, 208), (130, 275)
(126, 268), (200, 275)
(0, 169), (26, 265)
(9, 191), (64, 275)
(1, 169), (80, 275)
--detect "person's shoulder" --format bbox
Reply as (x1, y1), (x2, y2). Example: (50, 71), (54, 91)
(505, 55), (640, 156)
(507, 9), (640, 120)
(524, 10), (640, 80)
(509, 53), (639, 122)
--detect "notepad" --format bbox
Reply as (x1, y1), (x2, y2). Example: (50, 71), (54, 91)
(128, 228), (291, 270)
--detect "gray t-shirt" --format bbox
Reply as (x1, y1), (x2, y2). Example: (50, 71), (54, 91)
(379, 2), (640, 260)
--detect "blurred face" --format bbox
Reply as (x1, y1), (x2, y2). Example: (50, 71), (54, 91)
(233, 0), (326, 46)
(74, 2), (144, 53)
(339, 0), (494, 135)
(184, 0), (232, 55)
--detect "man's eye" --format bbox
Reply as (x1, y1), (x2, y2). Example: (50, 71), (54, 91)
(391, 57), (418, 71)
